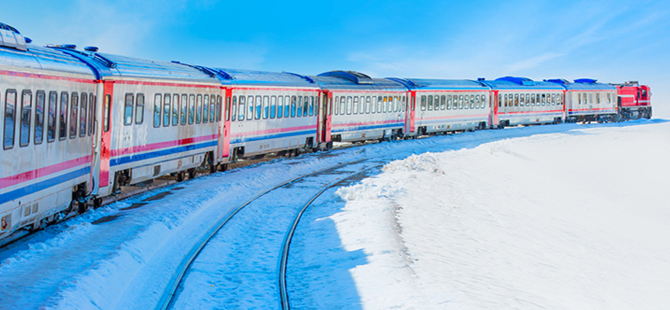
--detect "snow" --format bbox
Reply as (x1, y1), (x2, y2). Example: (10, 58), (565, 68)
(0, 119), (668, 309)
(291, 119), (670, 309)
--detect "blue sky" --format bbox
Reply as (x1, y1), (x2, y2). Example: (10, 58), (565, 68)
(4, 0), (669, 115)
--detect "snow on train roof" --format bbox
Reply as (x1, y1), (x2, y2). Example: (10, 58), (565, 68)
(213, 68), (318, 88)
(479, 76), (565, 90)
(388, 78), (488, 90)
(545, 78), (616, 90)
(0, 45), (96, 77)
(311, 71), (407, 91)
(90, 52), (219, 83)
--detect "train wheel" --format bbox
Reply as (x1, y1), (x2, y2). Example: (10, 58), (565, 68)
(93, 198), (103, 209)
(50, 211), (65, 224)
(188, 169), (196, 180)
(177, 171), (185, 182)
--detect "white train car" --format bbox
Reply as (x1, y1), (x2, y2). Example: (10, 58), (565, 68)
(214, 68), (321, 160)
(547, 78), (617, 123)
(65, 50), (223, 197)
(480, 77), (565, 127)
(389, 78), (490, 135)
(1, 28), (97, 237)
(312, 71), (408, 142)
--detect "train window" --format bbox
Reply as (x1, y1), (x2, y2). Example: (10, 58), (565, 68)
(511, 94), (516, 107)
(79, 92), (87, 137)
(343, 96), (350, 115)
(595, 93), (600, 104)
(439, 95), (446, 110)
(59, 92), (68, 140)
(540, 94), (546, 106)
(588, 93), (593, 105)
(557, 94), (562, 105)
(364, 96), (370, 114)
(301, 96), (308, 116)
(474, 94), (480, 109)
(337, 97), (344, 115)
(333, 96), (339, 115)
(504, 94), (509, 107)
(270, 96), (276, 119)
(530, 93), (535, 106)
(124, 93), (134, 126)
(246, 95), (254, 120)
(426, 95), (433, 111)
(19, 90), (32, 147)
(328, 97), (333, 116)
(3, 89), (16, 149)
(607, 93), (611, 104)
(288, 96), (295, 118)
(262, 96), (269, 119)
(153, 94), (162, 128)
(231, 96), (237, 121)
(224, 96), (230, 121)
(238, 96), (246, 121)
(277, 96), (283, 118)
(433, 95), (439, 111)
(419, 95), (426, 111)
(462, 95), (468, 109)
(285, 96), (291, 118)
(377, 96), (383, 113)
(196, 95), (203, 124)
(309, 96), (315, 116)
(352, 96), (359, 115)
(172, 94), (179, 126)
(69, 92), (78, 139)
(203, 95), (209, 123)
(89, 94), (95, 136)
(211, 95), (217, 122)
(482, 95), (488, 108)
(103, 94), (110, 132)
(35, 91), (45, 145)
(456, 95), (461, 109)
(446, 95), (452, 110)
(182, 94), (189, 125)
(164, 94), (172, 126)
(189, 94), (195, 124)
(519, 94), (525, 107)
(526, 94), (530, 107)
(370, 96), (377, 114)
(581, 93), (586, 105)
(254, 95), (261, 120)
(379, 96), (385, 113)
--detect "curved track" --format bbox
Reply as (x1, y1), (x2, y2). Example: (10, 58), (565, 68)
(158, 159), (382, 309)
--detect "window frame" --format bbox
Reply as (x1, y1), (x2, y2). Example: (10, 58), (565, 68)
(35, 90), (45, 145)
(59, 92), (68, 140)
(153, 93), (162, 128)
(19, 89), (32, 147)
(124, 93), (134, 126)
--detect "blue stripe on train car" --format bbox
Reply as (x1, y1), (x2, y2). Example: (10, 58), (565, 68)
(331, 122), (404, 133)
(110, 140), (218, 167)
(230, 129), (315, 144)
(0, 166), (91, 204)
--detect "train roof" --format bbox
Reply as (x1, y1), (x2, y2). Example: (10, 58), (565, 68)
(0, 45), (96, 77)
(479, 76), (564, 90)
(311, 71), (407, 91)
(211, 68), (319, 88)
(43, 47), (220, 83)
(387, 78), (489, 90)
(545, 78), (616, 90)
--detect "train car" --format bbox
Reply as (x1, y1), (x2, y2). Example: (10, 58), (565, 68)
(547, 78), (617, 123)
(612, 81), (652, 120)
(389, 78), (490, 135)
(54, 48), (224, 197)
(1, 26), (98, 237)
(479, 77), (565, 127)
(211, 68), (322, 160)
(312, 71), (408, 142)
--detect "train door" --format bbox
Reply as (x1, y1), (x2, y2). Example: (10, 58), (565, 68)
(219, 87), (231, 161)
(97, 81), (114, 195)
(491, 90), (499, 126)
(406, 91), (416, 133)
(319, 91), (332, 144)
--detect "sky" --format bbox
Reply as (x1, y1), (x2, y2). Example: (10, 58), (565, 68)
(4, 0), (669, 116)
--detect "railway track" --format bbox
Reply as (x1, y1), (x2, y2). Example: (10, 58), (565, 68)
(157, 158), (383, 309)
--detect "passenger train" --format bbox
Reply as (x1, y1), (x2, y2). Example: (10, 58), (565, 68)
(0, 23), (653, 240)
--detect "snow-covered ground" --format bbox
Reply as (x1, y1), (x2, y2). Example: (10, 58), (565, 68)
(290, 119), (670, 309)
(0, 119), (667, 309)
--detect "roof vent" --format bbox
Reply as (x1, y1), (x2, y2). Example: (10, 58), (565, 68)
(318, 70), (373, 84)
(24, 37), (32, 43)
(84, 46), (99, 52)
(477, 77), (485, 81)
(545, 79), (570, 85)
(61, 44), (76, 49)
(495, 76), (535, 86)
(574, 78), (597, 84)
(0, 22), (27, 51)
